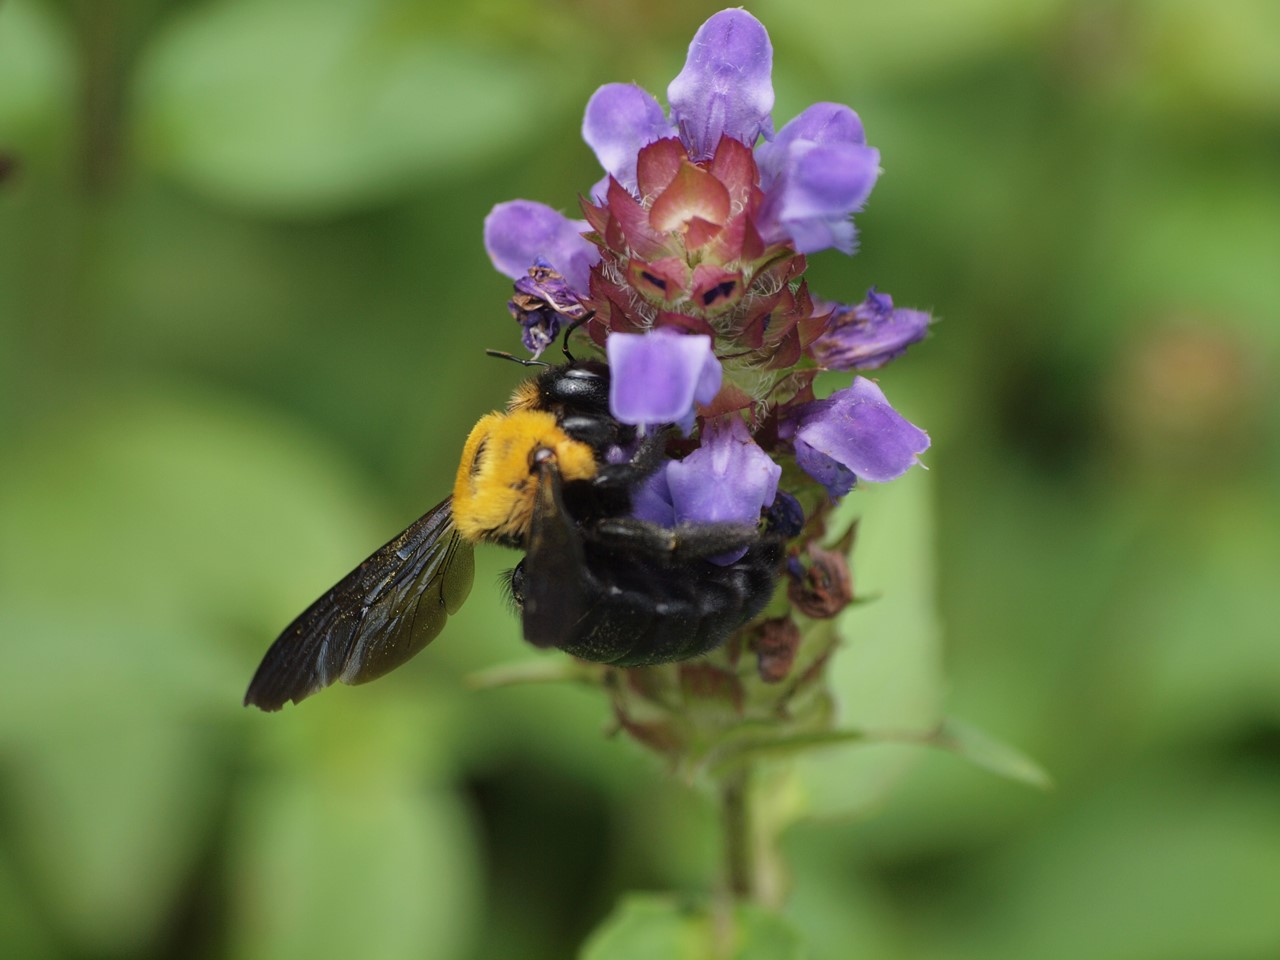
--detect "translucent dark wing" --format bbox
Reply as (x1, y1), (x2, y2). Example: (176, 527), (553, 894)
(520, 460), (587, 649)
(244, 496), (474, 712)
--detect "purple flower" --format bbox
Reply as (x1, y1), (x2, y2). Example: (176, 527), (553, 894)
(811, 288), (931, 370)
(487, 8), (884, 313)
(483, 200), (599, 294)
(754, 103), (880, 254)
(606, 329), (722, 432)
(780, 378), (929, 498)
(667, 10), (775, 161)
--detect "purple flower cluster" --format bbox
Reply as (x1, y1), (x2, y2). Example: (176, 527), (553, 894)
(483, 9), (931, 543)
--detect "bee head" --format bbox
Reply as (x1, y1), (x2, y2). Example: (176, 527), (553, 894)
(452, 409), (597, 546)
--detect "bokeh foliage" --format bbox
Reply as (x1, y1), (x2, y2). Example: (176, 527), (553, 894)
(2, 0), (1278, 957)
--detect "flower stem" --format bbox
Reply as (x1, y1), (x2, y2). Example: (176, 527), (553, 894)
(720, 764), (756, 901)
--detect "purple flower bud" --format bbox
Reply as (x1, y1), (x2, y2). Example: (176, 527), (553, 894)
(606, 329), (722, 431)
(484, 200), (599, 293)
(780, 378), (929, 498)
(754, 103), (880, 255)
(668, 9), (775, 161)
(811, 289), (931, 370)
(583, 83), (674, 196)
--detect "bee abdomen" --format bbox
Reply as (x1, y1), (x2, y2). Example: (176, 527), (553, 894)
(555, 540), (781, 666)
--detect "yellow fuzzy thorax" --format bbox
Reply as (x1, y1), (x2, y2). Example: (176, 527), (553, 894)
(452, 409), (598, 545)
(506, 378), (543, 413)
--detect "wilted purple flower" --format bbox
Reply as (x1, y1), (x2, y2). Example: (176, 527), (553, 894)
(606, 330), (722, 431)
(508, 259), (592, 357)
(812, 288), (931, 370)
(780, 378), (930, 498)
(484, 200), (598, 294)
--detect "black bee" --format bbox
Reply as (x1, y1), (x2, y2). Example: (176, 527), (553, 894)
(244, 357), (784, 711)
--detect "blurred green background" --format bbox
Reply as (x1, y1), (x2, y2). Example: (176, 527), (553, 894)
(2, 0), (1279, 957)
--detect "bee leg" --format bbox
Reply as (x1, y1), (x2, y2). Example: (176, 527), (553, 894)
(593, 429), (671, 489)
(591, 518), (764, 563)
(667, 522), (775, 561)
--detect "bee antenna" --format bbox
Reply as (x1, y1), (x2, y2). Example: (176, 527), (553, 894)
(560, 309), (596, 362)
(485, 350), (549, 368)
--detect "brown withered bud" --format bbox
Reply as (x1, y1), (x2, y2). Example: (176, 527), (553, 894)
(751, 616), (802, 683)
(787, 543), (854, 618)
(0, 153), (17, 185)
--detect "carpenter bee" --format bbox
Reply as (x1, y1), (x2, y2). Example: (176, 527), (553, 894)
(244, 355), (784, 712)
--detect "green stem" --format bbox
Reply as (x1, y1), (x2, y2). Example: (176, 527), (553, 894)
(720, 764), (756, 901)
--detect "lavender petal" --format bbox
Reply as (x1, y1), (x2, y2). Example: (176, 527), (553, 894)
(758, 141), (881, 254)
(666, 416), (781, 526)
(667, 9), (774, 160)
(606, 330), (722, 428)
(783, 377), (929, 496)
(582, 83), (674, 194)
(755, 102), (866, 188)
(483, 200), (599, 293)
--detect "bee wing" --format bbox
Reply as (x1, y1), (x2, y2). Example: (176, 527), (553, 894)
(521, 459), (587, 649)
(244, 496), (474, 711)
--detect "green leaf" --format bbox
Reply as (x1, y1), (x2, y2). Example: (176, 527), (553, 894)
(581, 895), (805, 960)
(931, 717), (1053, 790)
(133, 0), (567, 215)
